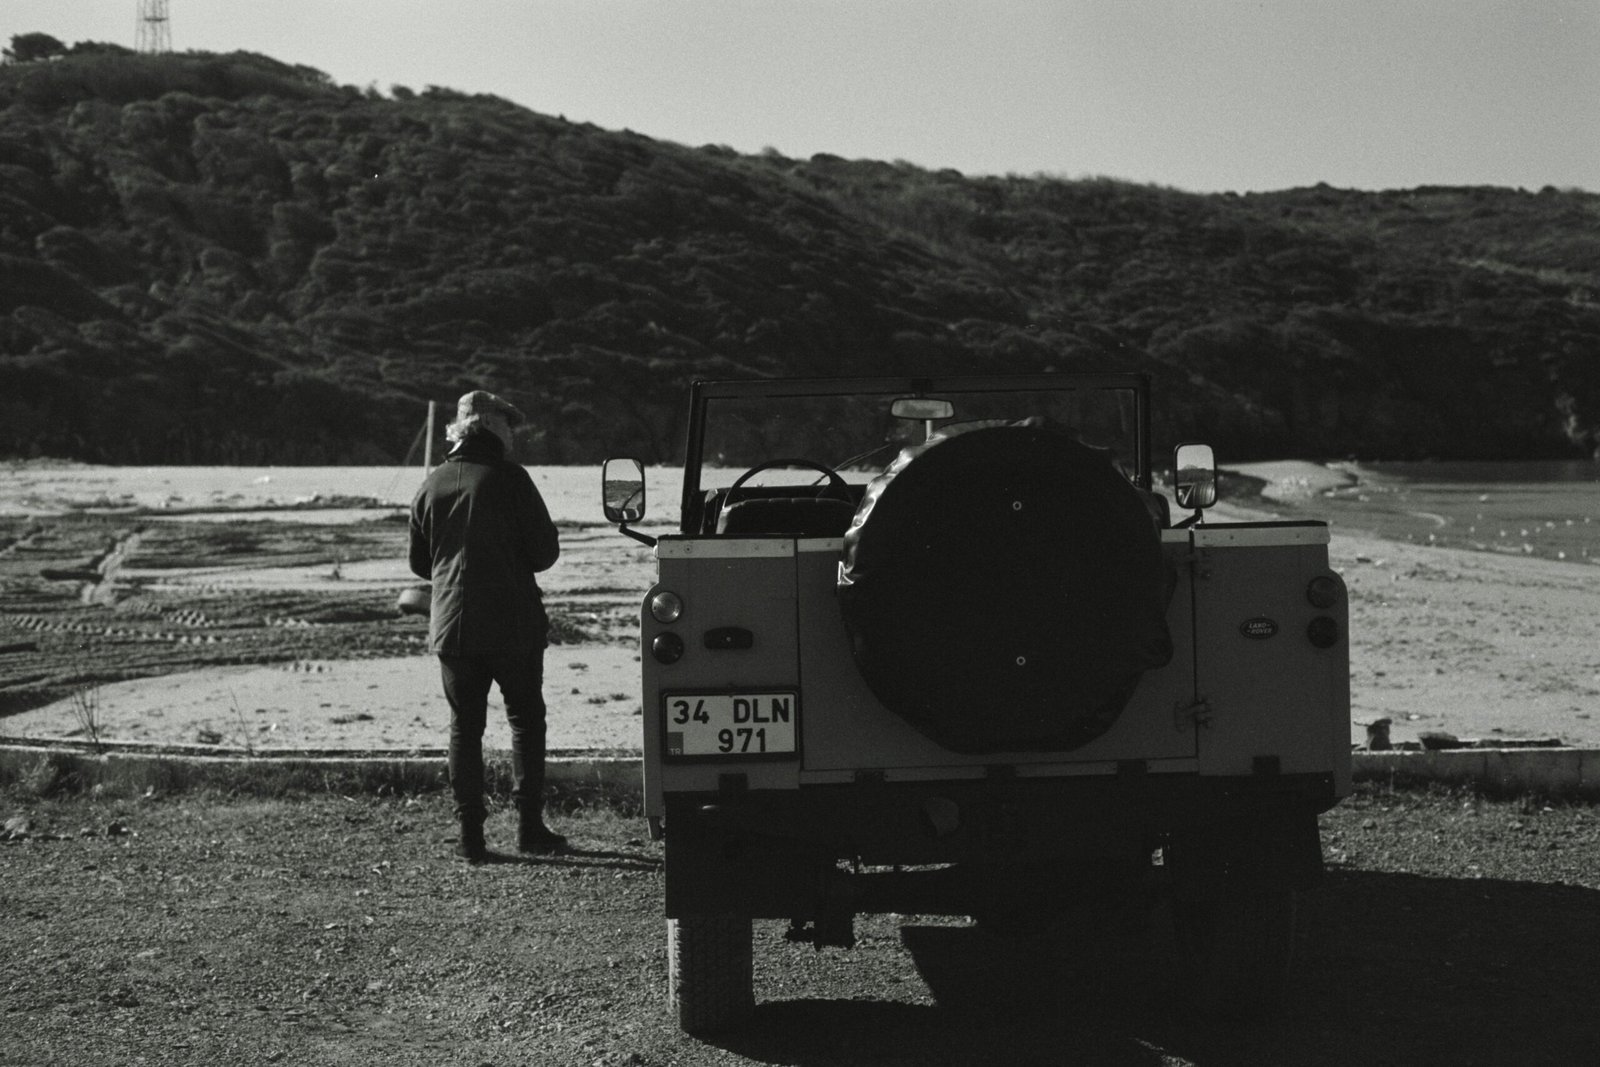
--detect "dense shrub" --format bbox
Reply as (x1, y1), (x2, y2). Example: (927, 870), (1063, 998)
(0, 45), (1596, 462)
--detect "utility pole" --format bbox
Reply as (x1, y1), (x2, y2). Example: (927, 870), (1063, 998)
(136, 0), (172, 54)
(423, 400), (436, 469)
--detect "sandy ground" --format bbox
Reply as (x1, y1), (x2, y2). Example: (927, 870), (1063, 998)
(1329, 527), (1600, 746)
(2, 646), (643, 753)
(4, 460), (1598, 751)
(1233, 460), (1600, 747)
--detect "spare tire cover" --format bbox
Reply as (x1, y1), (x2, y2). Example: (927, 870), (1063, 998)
(838, 421), (1172, 754)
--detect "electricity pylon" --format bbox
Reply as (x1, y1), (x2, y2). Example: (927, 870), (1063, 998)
(136, 0), (172, 54)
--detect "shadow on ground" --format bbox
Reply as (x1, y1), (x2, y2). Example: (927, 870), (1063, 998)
(476, 844), (661, 873)
(704, 869), (1600, 1066)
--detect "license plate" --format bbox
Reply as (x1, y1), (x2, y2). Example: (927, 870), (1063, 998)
(663, 692), (798, 759)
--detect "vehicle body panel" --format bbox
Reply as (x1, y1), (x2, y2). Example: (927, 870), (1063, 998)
(619, 373), (1349, 922)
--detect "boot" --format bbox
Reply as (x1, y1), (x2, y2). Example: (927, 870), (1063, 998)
(456, 818), (488, 863)
(518, 809), (567, 854)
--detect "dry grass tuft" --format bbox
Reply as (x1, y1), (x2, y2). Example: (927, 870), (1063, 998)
(69, 686), (104, 751)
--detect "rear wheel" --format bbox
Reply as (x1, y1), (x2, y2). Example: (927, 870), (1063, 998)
(667, 915), (754, 1034)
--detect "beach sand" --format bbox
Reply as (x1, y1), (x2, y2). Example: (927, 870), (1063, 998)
(2, 645), (643, 753)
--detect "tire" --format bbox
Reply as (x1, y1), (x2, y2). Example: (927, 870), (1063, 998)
(667, 915), (754, 1035)
(838, 421), (1172, 753)
(1172, 891), (1297, 1020)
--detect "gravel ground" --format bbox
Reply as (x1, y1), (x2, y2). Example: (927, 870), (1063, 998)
(3, 782), (1597, 1067)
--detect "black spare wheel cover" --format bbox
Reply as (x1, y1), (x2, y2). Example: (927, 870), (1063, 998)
(838, 421), (1172, 753)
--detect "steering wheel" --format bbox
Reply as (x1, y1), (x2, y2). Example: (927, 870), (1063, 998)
(724, 457), (853, 504)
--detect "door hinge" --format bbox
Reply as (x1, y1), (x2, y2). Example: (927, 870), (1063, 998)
(1175, 697), (1213, 731)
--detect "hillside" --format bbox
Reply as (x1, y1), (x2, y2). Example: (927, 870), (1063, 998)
(2, 44), (1598, 464)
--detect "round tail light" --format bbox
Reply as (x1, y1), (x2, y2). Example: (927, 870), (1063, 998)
(1307, 616), (1340, 648)
(650, 591), (684, 623)
(651, 632), (685, 664)
(1306, 575), (1341, 609)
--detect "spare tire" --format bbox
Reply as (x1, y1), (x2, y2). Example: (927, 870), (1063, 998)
(838, 421), (1172, 753)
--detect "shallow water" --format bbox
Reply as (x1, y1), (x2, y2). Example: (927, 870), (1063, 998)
(10, 460), (1599, 564)
(0, 464), (649, 524)
(1271, 461), (1600, 566)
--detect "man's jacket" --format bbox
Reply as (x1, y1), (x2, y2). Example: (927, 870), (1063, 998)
(408, 434), (560, 654)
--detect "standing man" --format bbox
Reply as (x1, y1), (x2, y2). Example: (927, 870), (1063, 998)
(409, 390), (565, 862)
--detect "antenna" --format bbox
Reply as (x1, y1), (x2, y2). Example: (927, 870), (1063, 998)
(136, 0), (172, 54)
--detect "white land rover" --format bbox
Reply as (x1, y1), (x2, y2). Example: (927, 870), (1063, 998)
(602, 372), (1350, 1034)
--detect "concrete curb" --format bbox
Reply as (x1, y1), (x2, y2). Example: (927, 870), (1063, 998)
(4, 738), (1598, 800)
(0, 738), (644, 796)
(1352, 747), (1600, 798)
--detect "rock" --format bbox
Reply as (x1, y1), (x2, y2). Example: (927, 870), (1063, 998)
(1362, 718), (1393, 750)
(1418, 731), (1464, 750)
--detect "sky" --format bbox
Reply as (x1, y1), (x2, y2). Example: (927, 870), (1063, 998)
(6, 0), (1598, 194)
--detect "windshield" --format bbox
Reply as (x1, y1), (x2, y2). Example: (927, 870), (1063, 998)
(696, 383), (1144, 490)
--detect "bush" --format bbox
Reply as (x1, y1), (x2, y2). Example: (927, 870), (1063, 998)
(5, 32), (66, 64)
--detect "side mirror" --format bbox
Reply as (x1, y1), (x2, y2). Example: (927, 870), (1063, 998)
(602, 458), (656, 546)
(602, 457), (647, 523)
(1173, 443), (1218, 512)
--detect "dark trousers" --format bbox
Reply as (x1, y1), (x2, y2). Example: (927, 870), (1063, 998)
(438, 649), (548, 823)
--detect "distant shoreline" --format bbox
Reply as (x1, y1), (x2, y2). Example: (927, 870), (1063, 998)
(1225, 459), (1358, 503)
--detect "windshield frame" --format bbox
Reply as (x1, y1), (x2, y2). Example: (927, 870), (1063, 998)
(678, 373), (1152, 531)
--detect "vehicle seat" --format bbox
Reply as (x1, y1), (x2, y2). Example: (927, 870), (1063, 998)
(716, 497), (857, 537)
(1137, 487), (1171, 528)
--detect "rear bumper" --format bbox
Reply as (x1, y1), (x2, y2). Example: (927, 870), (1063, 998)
(663, 772), (1337, 918)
